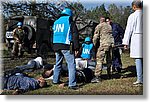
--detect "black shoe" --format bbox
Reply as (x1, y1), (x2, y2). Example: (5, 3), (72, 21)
(68, 86), (79, 90)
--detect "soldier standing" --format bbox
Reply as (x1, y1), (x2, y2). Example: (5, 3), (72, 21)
(11, 22), (25, 59)
(91, 16), (114, 83)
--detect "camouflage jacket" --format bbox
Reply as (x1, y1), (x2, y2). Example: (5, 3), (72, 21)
(93, 22), (114, 47)
(13, 28), (25, 42)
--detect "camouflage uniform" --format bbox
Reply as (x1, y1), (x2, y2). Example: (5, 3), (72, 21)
(93, 22), (114, 78)
(12, 28), (25, 57)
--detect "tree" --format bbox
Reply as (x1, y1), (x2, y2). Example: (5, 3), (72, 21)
(85, 4), (110, 22)
(108, 4), (132, 29)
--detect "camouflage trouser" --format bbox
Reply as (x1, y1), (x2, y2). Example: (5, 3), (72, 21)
(94, 46), (112, 77)
(12, 41), (22, 56)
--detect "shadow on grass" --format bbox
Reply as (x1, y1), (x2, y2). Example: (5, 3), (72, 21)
(101, 65), (136, 80)
(121, 65), (136, 78)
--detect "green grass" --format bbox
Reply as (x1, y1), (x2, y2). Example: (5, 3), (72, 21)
(1, 50), (143, 95)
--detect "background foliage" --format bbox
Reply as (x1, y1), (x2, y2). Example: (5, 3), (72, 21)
(2, 0), (132, 29)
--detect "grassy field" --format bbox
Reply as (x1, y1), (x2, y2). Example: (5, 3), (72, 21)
(1, 49), (143, 95)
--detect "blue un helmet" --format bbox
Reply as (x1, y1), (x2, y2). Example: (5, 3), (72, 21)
(17, 22), (22, 26)
(61, 8), (73, 16)
(85, 37), (91, 42)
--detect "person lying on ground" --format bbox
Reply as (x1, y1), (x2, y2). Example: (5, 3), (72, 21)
(4, 57), (46, 78)
(42, 64), (94, 86)
(15, 57), (43, 72)
(2, 73), (47, 95)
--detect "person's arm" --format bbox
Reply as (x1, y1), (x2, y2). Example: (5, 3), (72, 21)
(92, 44), (96, 60)
(122, 14), (134, 48)
(71, 21), (79, 51)
(76, 44), (83, 58)
(92, 24), (101, 46)
(13, 28), (19, 42)
(117, 24), (124, 40)
(70, 17), (79, 56)
(19, 77), (40, 91)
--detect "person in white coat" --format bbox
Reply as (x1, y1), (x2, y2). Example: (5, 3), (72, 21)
(122, 0), (143, 86)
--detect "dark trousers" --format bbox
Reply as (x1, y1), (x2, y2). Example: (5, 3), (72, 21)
(112, 48), (122, 70)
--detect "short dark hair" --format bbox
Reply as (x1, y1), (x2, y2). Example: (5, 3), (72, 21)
(132, 0), (143, 8)
(42, 64), (53, 78)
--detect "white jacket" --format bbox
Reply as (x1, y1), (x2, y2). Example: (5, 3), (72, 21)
(122, 10), (143, 58)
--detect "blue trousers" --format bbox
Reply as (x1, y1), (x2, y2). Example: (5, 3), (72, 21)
(135, 58), (143, 83)
(112, 48), (122, 68)
(53, 50), (76, 87)
(16, 60), (36, 72)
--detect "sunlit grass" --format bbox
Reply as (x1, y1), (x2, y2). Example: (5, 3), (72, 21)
(2, 50), (143, 95)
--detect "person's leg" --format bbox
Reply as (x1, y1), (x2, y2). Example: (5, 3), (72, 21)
(112, 48), (122, 72)
(18, 44), (22, 57)
(53, 51), (63, 84)
(11, 41), (18, 58)
(15, 60), (36, 72)
(62, 50), (76, 87)
(106, 48), (112, 79)
(91, 47), (104, 83)
(94, 48), (105, 78)
(135, 58), (143, 83)
(115, 48), (122, 72)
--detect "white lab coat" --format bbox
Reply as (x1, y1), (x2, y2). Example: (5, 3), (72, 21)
(122, 10), (143, 58)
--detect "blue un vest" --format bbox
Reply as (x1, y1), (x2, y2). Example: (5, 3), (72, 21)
(81, 43), (93, 59)
(53, 16), (72, 45)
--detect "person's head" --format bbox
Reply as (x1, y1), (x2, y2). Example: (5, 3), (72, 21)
(132, 0), (143, 11)
(61, 8), (73, 16)
(99, 15), (105, 23)
(84, 37), (91, 44)
(17, 22), (22, 28)
(42, 64), (53, 78)
(105, 17), (112, 25)
(37, 77), (47, 87)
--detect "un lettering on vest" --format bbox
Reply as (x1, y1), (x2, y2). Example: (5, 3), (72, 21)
(83, 48), (90, 54)
(54, 24), (64, 33)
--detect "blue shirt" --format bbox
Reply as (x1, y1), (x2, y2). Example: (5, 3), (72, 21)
(5, 74), (39, 91)
(81, 43), (94, 59)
